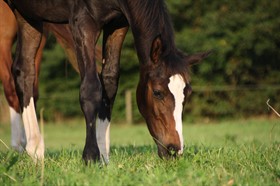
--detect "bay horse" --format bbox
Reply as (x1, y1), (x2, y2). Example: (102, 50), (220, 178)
(8, 0), (210, 164)
(0, 0), (101, 153)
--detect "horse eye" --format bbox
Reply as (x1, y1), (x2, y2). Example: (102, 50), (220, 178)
(153, 90), (164, 100)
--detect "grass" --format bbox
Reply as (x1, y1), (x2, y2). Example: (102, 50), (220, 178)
(0, 118), (279, 185)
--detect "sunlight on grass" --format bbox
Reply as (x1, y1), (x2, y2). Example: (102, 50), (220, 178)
(0, 118), (279, 185)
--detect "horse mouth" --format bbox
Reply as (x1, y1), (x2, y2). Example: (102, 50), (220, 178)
(156, 142), (182, 159)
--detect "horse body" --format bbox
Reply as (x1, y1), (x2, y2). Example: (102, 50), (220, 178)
(12, 0), (121, 24)
(10, 0), (71, 22)
(1, 0), (98, 156)
(9, 0), (210, 163)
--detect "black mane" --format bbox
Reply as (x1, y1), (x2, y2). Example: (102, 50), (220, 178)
(124, 0), (177, 62)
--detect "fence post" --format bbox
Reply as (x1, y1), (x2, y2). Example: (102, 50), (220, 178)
(125, 90), (133, 124)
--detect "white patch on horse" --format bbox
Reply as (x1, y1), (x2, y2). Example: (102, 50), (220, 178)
(10, 107), (26, 152)
(22, 97), (44, 160)
(168, 74), (185, 154)
(96, 118), (110, 164)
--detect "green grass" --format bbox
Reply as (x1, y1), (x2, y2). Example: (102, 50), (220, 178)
(0, 118), (279, 185)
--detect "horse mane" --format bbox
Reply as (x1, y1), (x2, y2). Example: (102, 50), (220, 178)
(128, 0), (190, 81)
(127, 0), (177, 57)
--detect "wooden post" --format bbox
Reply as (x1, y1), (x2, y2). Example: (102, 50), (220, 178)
(125, 90), (133, 124)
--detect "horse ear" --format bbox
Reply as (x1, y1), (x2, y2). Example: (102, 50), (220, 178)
(185, 51), (212, 66)
(150, 35), (162, 64)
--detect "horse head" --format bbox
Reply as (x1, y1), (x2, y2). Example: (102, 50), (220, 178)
(137, 36), (211, 158)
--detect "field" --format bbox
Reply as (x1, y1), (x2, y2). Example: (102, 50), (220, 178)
(0, 118), (279, 185)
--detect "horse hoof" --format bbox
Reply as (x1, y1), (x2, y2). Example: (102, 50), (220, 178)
(11, 145), (25, 153)
(25, 136), (45, 162)
(82, 149), (100, 165)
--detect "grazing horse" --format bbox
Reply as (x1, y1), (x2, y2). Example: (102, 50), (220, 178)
(8, 0), (210, 163)
(0, 0), (101, 153)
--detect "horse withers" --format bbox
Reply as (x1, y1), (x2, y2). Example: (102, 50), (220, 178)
(8, 0), (210, 163)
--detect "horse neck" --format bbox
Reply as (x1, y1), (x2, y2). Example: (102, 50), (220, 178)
(120, 0), (176, 64)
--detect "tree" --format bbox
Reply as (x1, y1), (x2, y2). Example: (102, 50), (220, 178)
(36, 0), (280, 122)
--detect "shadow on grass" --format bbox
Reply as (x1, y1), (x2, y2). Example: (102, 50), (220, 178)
(110, 144), (157, 156)
(0, 144), (228, 166)
(44, 144), (158, 159)
(0, 151), (20, 171)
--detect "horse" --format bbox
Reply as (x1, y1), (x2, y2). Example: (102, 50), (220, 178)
(7, 0), (210, 164)
(0, 0), (101, 153)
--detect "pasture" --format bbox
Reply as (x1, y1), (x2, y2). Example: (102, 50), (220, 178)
(0, 118), (279, 185)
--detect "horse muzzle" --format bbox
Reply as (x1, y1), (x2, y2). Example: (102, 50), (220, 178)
(156, 142), (182, 159)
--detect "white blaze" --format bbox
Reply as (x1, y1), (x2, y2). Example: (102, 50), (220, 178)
(96, 118), (110, 164)
(168, 74), (185, 154)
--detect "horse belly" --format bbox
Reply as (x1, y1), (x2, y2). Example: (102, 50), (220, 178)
(11, 0), (71, 23)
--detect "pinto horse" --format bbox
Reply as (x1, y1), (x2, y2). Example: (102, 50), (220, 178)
(0, 0), (101, 153)
(8, 0), (210, 163)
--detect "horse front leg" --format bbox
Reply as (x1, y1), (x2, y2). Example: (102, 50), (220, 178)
(13, 11), (44, 160)
(97, 22), (128, 164)
(33, 27), (48, 103)
(70, 11), (102, 164)
(0, 0), (26, 152)
(0, 32), (27, 153)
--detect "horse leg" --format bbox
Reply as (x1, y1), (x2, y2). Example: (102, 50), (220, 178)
(0, 0), (26, 151)
(44, 23), (80, 72)
(0, 26), (27, 152)
(13, 11), (44, 160)
(70, 8), (102, 163)
(33, 27), (48, 103)
(97, 21), (128, 164)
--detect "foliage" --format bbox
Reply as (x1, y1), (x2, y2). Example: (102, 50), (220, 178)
(0, 119), (279, 185)
(38, 43), (80, 120)
(34, 0), (280, 122)
(170, 0), (280, 119)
